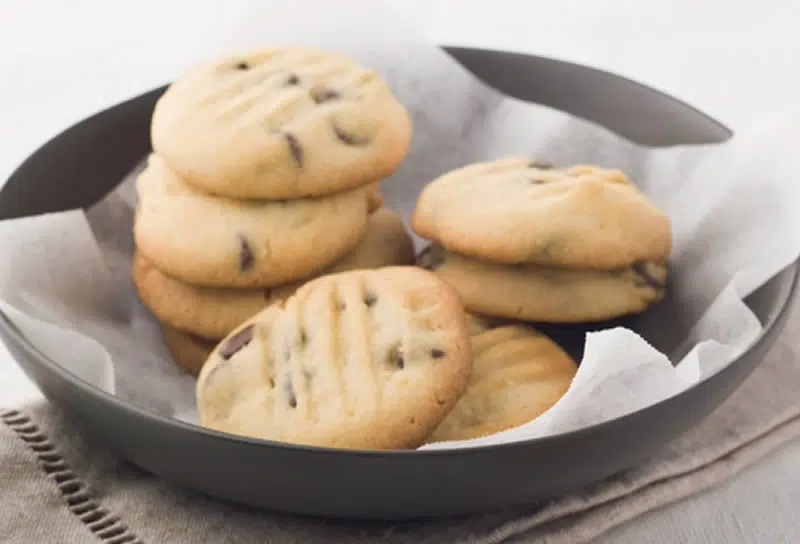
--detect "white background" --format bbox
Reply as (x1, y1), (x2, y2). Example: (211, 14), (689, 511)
(1, 1), (799, 542)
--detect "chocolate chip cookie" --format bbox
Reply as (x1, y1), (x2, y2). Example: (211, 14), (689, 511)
(428, 324), (576, 442)
(418, 245), (667, 322)
(195, 267), (472, 450)
(133, 208), (415, 339)
(133, 154), (369, 288)
(151, 46), (412, 200)
(412, 156), (672, 269)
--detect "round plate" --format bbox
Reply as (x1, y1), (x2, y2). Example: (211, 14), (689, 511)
(0, 47), (797, 519)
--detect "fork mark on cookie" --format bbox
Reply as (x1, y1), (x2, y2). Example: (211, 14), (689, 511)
(284, 376), (297, 408)
(282, 132), (304, 166)
(332, 121), (370, 146)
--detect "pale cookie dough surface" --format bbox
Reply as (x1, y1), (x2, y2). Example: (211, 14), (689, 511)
(151, 46), (412, 200)
(133, 208), (415, 339)
(411, 156), (672, 269)
(428, 324), (577, 442)
(159, 324), (218, 377)
(195, 267), (472, 450)
(419, 245), (667, 322)
(133, 154), (368, 288)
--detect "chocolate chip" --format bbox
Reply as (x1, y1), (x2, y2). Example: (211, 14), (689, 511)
(238, 234), (255, 272)
(235, 61), (250, 70)
(268, 377), (275, 388)
(219, 324), (255, 360)
(364, 292), (377, 307)
(430, 348), (445, 359)
(285, 72), (300, 85)
(530, 178), (545, 185)
(632, 261), (666, 289)
(529, 159), (553, 169)
(336, 300), (347, 311)
(282, 132), (303, 166)
(299, 329), (308, 347)
(311, 88), (340, 104)
(285, 378), (297, 408)
(388, 345), (405, 369)
(332, 122), (370, 146)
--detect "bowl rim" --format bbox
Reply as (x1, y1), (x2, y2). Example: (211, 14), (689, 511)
(1, 45), (797, 459)
(444, 45), (733, 145)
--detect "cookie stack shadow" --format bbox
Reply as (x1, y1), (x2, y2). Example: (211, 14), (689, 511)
(130, 47), (413, 375)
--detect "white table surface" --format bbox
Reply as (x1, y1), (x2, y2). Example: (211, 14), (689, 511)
(2, 1), (799, 542)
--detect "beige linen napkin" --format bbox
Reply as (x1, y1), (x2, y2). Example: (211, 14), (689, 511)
(2, 303), (800, 544)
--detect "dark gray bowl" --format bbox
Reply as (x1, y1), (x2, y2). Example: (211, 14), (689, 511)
(0, 47), (796, 519)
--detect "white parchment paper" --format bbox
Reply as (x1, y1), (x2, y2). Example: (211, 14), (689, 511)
(2, 0), (800, 449)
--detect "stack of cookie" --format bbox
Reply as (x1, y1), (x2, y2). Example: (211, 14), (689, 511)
(131, 46), (413, 375)
(126, 45), (678, 449)
(412, 157), (672, 323)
